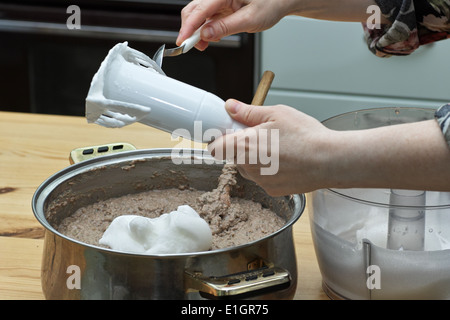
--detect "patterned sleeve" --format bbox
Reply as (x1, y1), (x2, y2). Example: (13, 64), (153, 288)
(363, 0), (450, 57)
(363, 0), (450, 148)
(436, 104), (450, 148)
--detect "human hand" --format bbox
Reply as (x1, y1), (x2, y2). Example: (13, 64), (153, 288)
(207, 99), (334, 196)
(177, 0), (295, 50)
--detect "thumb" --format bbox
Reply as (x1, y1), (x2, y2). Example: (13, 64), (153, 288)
(225, 99), (273, 127)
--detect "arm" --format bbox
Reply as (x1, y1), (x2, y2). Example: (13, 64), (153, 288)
(177, 0), (386, 49)
(328, 119), (450, 191)
(292, 0), (389, 23)
(208, 100), (450, 196)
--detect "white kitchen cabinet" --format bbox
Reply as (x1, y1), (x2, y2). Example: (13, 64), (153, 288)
(259, 16), (450, 121)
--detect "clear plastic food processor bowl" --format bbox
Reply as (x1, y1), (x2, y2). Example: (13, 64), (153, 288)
(308, 107), (450, 300)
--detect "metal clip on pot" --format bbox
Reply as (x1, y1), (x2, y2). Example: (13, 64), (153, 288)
(185, 265), (291, 299)
(69, 142), (137, 164)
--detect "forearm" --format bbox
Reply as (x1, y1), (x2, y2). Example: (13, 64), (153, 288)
(288, 0), (387, 23)
(327, 120), (450, 191)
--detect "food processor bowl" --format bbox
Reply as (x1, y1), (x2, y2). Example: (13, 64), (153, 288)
(308, 107), (450, 300)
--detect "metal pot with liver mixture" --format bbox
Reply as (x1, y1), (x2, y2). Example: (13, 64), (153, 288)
(32, 149), (304, 300)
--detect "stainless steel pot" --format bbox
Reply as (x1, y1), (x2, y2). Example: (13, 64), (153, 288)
(32, 148), (304, 300)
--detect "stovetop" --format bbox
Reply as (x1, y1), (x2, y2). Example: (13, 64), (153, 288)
(0, 0), (189, 30)
(0, 0), (190, 8)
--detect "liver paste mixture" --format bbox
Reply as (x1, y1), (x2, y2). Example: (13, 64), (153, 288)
(58, 164), (285, 251)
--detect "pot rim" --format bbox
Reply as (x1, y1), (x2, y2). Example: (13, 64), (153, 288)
(32, 148), (305, 258)
(321, 106), (436, 130)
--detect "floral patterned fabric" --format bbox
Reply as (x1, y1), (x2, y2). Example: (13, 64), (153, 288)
(363, 0), (450, 148)
(363, 0), (450, 57)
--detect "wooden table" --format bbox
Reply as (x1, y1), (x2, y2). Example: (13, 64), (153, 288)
(0, 111), (328, 300)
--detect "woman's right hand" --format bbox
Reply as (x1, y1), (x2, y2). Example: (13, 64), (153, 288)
(176, 0), (298, 50)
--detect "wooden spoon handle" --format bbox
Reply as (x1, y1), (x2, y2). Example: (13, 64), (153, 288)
(251, 70), (275, 106)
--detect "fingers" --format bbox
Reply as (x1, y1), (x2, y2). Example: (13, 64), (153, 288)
(225, 99), (275, 127)
(177, 0), (225, 45)
(207, 99), (279, 161)
(207, 130), (238, 162)
(200, 11), (243, 42)
(177, 0), (257, 48)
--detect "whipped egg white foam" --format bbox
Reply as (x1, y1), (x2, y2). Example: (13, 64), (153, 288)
(99, 205), (212, 254)
(85, 41), (164, 128)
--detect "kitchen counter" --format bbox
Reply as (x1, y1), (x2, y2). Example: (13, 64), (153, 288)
(0, 111), (328, 300)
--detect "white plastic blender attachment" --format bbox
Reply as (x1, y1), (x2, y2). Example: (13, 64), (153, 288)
(387, 189), (426, 251)
(86, 42), (164, 128)
(86, 42), (246, 142)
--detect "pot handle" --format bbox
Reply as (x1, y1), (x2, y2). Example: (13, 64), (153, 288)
(69, 142), (136, 164)
(185, 266), (291, 299)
